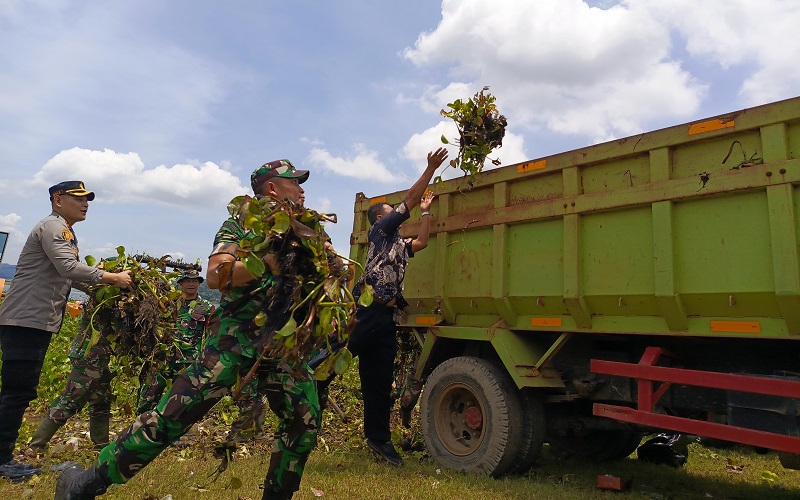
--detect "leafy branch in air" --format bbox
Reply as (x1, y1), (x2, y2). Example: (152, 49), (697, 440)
(438, 86), (508, 186)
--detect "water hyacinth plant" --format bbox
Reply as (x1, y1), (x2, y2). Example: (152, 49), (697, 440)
(439, 86), (508, 186)
(219, 194), (362, 387)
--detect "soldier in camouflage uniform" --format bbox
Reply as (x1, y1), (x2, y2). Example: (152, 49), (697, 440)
(137, 269), (215, 414)
(29, 304), (115, 452)
(57, 160), (322, 500)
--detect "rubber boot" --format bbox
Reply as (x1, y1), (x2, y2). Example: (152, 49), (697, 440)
(55, 463), (110, 500)
(29, 416), (65, 451)
(261, 482), (292, 500)
(89, 417), (110, 450)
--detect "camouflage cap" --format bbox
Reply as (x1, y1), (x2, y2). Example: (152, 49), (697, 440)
(177, 269), (204, 283)
(250, 159), (309, 193)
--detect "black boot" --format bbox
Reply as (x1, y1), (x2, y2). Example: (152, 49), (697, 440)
(55, 463), (110, 500)
(261, 483), (293, 500)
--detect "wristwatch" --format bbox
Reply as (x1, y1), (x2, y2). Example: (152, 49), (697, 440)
(421, 211), (431, 217)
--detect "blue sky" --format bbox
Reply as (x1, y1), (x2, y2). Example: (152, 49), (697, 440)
(1, 0), (799, 269)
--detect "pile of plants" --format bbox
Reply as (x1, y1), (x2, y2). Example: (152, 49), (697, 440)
(82, 249), (194, 375)
(439, 86), (508, 186)
(220, 195), (361, 387)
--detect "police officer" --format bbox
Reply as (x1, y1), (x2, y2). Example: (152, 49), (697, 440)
(0, 181), (132, 482)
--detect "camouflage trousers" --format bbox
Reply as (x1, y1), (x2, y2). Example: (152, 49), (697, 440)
(140, 358), (269, 444)
(226, 378), (267, 444)
(224, 342), (338, 446)
(137, 357), (189, 415)
(47, 332), (114, 423)
(95, 313), (321, 497)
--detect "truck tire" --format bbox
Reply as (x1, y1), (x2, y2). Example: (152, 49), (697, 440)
(510, 389), (546, 474)
(421, 356), (524, 477)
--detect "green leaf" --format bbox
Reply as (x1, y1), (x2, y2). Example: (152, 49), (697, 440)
(227, 195), (250, 217)
(323, 279), (339, 301)
(334, 348), (353, 374)
(313, 355), (336, 381)
(283, 333), (296, 349)
(85, 255), (97, 267)
(762, 470), (779, 483)
(440, 134), (450, 145)
(358, 284), (374, 307)
(254, 311), (268, 327)
(241, 254), (266, 278)
(274, 317), (297, 338)
(116, 246), (126, 258)
(244, 213), (259, 229)
(271, 211), (291, 235)
(88, 325), (100, 349)
(319, 307), (333, 335)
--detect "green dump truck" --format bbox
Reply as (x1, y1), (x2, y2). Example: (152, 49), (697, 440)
(349, 96), (800, 476)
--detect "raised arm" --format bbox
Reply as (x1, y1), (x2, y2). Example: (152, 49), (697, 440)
(404, 148), (448, 210)
(411, 191), (435, 253)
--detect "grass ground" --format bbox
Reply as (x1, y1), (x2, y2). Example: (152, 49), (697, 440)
(2, 313), (798, 499)
(1, 413), (798, 500)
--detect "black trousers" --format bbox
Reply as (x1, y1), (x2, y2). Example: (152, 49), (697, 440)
(347, 304), (397, 442)
(0, 326), (52, 462)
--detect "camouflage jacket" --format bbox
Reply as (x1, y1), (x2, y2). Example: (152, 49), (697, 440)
(171, 296), (215, 362)
(210, 216), (276, 358)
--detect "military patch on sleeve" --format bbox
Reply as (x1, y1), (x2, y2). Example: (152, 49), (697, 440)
(62, 228), (74, 241)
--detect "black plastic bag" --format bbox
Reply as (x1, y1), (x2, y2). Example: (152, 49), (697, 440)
(637, 433), (688, 467)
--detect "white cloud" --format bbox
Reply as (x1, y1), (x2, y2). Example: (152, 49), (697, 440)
(0, 213), (22, 230)
(32, 148), (247, 208)
(0, 213), (24, 264)
(402, 0), (707, 143)
(631, 0), (800, 105)
(307, 144), (406, 183)
(0, 213), (24, 259)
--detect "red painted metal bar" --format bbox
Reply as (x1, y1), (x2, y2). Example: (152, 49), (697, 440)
(591, 346), (800, 454)
(591, 359), (800, 399)
(594, 404), (800, 454)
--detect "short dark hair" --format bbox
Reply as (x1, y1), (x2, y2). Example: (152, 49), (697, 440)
(367, 203), (389, 225)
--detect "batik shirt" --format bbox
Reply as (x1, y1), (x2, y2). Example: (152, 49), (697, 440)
(353, 201), (414, 306)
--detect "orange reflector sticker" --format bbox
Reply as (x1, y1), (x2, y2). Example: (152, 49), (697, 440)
(688, 119), (735, 135)
(415, 316), (437, 325)
(370, 196), (387, 204)
(530, 317), (562, 327)
(710, 320), (760, 333)
(518, 160), (547, 173)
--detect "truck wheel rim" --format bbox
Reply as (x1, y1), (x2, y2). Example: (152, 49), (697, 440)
(434, 383), (485, 456)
